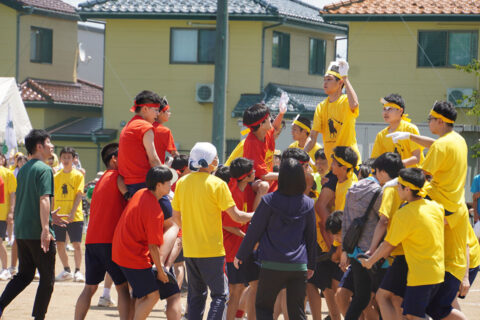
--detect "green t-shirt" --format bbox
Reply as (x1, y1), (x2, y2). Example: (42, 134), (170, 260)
(14, 159), (54, 239)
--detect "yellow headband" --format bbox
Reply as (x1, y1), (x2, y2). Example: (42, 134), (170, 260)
(381, 100), (411, 123)
(430, 109), (454, 124)
(326, 70), (342, 79)
(293, 120), (311, 133)
(333, 154), (358, 170)
(398, 177), (427, 197)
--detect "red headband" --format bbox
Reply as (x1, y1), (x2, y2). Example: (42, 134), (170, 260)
(244, 113), (270, 128)
(129, 103), (161, 112)
(236, 168), (254, 181)
(160, 104), (170, 112)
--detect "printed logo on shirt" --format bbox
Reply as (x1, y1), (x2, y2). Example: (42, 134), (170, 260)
(265, 149), (274, 171)
(60, 183), (75, 197)
(327, 118), (343, 139)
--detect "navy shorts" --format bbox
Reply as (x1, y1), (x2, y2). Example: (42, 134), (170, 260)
(426, 272), (460, 320)
(403, 283), (441, 318)
(120, 266), (180, 299)
(127, 183), (172, 219)
(0, 221), (6, 239)
(53, 221), (84, 242)
(379, 255), (408, 298)
(226, 254), (260, 285)
(126, 183), (146, 196)
(469, 266), (479, 285)
(85, 243), (126, 285)
(308, 259), (343, 291)
(339, 266), (354, 292)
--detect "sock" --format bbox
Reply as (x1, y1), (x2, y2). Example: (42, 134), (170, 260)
(75, 268), (80, 274)
(64, 267), (71, 273)
(103, 287), (111, 299)
(235, 310), (245, 318)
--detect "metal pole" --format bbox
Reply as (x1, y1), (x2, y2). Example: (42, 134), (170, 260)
(212, 0), (228, 163)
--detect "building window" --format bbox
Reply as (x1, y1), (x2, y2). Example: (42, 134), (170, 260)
(170, 29), (216, 64)
(309, 38), (326, 75)
(30, 27), (53, 63)
(272, 31), (290, 69)
(418, 31), (478, 67)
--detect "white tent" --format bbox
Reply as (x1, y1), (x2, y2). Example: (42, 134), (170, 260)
(0, 78), (32, 153)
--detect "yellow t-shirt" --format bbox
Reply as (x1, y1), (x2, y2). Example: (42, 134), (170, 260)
(385, 198), (445, 286)
(225, 139), (245, 166)
(172, 172), (236, 258)
(371, 120), (424, 168)
(379, 186), (405, 256)
(444, 203), (469, 281)
(288, 141), (322, 173)
(467, 223), (480, 269)
(334, 173), (358, 211)
(54, 169), (85, 222)
(422, 131), (468, 213)
(315, 212), (329, 252)
(0, 167), (16, 221)
(312, 94), (361, 166)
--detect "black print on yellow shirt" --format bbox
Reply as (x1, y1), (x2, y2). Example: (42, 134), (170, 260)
(328, 118), (343, 138)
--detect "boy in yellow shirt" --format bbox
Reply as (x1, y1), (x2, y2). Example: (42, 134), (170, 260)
(361, 168), (445, 320)
(289, 115), (322, 173)
(331, 146), (358, 211)
(371, 94), (424, 167)
(53, 147), (85, 282)
(388, 101), (468, 320)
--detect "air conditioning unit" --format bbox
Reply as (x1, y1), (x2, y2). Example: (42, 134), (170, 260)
(447, 88), (474, 108)
(196, 83), (214, 103)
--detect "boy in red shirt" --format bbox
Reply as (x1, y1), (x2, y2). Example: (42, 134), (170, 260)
(113, 166), (178, 320)
(153, 97), (178, 164)
(74, 143), (131, 320)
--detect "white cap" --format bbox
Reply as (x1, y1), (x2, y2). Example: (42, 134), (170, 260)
(189, 142), (217, 170)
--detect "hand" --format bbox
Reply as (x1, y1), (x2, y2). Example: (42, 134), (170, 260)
(359, 258), (373, 269)
(278, 92), (289, 114)
(7, 212), (13, 224)
(337, 59), (349, 77)
(156, 267), (169, 283)
(51, 208), (68, 227)
(386, 132), (411, 143)
(40, 229), (54, 253)
(307, 269), (314, 280)
(339, 251), (349, 272)
(459, 277), (470, 297)
(234, 257), (242, 269)
(67, 213), (75, 223)
(321, 176), (329, 186)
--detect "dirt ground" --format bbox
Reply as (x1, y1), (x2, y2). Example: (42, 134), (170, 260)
(0, 248), (478, 319)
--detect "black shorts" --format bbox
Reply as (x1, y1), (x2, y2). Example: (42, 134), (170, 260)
(120, 266), (180, 299)
(339, 266), (354, 292)
(403, 283), (441, 318)
(53, 221), (84, 242)
(174, 248), (185, 263)
(85, 243), (126, 285)
(426, 272), (460, 320)
(226, 254), (260, 285)
(379, 255), (408, 298)
(308, 259), (343, 291)
(0, 221), (6, 239)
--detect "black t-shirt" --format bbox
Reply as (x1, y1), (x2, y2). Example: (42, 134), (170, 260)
(323, 171), (338, 192)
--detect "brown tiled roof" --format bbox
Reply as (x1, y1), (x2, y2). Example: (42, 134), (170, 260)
(322, 0), (480, 15)
(21, 78), (103, 107)
(18, 0), (76, 14)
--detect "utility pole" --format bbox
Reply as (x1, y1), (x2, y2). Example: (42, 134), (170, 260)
(212, 0), (228, 162)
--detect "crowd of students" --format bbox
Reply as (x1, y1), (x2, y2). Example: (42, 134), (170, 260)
(0, 58), (477, 320)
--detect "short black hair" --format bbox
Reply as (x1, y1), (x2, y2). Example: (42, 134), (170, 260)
(25, 129), (51, 155)
(146, 166), (173, 191)
(398, 168), (425, 196)
(134, 90), (161, 113)
(314, 148), (326, 161)
(60, 146), (76, 158)
(171, 154), (189, 172)
(333, 146), (358, 171)
(159, 96), (169, 111)
(432, 101), (457, 126)
(358, 158), (375, 180)
(326, 210), (343, 235)
(293, 116), (311, 132)
(243, 103), (270, 132)
(230, 157), (253, 180)
(282, 148), (310, 164)
(214, 165), (231, 184)
(278, 158), (306, 196)
(101, 143), (118, 167)
(384, 93), (405, 112)
(372, 152), (404, 179)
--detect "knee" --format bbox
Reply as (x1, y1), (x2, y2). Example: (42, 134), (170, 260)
(72, 242), (82, 250)
(257, 181), (269, 194)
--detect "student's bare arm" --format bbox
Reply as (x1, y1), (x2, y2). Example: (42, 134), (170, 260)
(116, 175), (128, 196)
(410, 134), (436, 149)
(473, 192), (480, 222)
(225, 206), (253, 224)
(172, 209), (182, 229)
(402, 149), (421, 167)
(460, 245), (471, 297)
(367, 215), (389, 254)
(223, 226), (246, 237)
(143, 130), (162, 168)
(7, 192), (15, 223)
(344, 77), (359, 112)
(304, 130), (319, 153)
(272, 112), (285, 137)
(69, 192), (83, 223)
(160, 219), (179, 267)
(316, 188), (335, 248)
(259, 172), (278, 181)
(40, 195), (54, 252)
(360, 241), (395, 269)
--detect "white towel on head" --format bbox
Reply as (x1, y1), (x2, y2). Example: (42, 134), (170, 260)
(189, 142), (217, 169)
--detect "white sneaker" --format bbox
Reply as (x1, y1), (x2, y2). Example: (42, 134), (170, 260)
(66, 244), (74, 252)
(98, 295), (115, 307)
(0, 269), (11, 281)
(8, 267), (16, 276)
(34, 270), (40, 280)
(55, 270), (73, 281)
(74, 271), (85, 282)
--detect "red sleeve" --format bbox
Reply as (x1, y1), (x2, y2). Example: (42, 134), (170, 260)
(244, 134), (269, 178)
(137, 117), (154, 137)
(166, 130), (177, 153)
(144, 197), (164, 246)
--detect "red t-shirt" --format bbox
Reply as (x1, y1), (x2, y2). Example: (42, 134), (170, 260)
(243, 128), (275, 179)
(118, 115), (153, 184)
(153, 122), (176, 164)
(85, 170), (127, 244)
(112, 189), (164, 269)
(222, 183), (254, 262)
